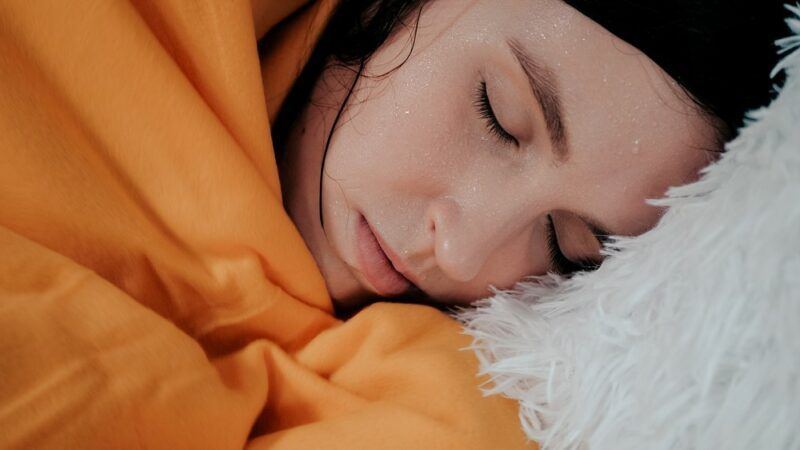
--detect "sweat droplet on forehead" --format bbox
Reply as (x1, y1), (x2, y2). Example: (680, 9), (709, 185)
(522, 1), (583, 46)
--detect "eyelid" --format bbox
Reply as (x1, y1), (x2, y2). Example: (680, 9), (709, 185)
(474, 80), (519, 146)
(546, 214), (601, 276)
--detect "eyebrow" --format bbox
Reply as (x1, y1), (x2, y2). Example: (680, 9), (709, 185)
(507, 39), (569, 162)
(505, 40), (617, 248)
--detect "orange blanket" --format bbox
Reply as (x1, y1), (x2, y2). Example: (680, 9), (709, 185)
(0, 1), (532, 448)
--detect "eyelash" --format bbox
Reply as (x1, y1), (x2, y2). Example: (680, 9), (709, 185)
(474, 81), (518, 146)
(546, 215), (600, 276)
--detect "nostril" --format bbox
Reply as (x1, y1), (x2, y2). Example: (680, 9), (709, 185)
(426, 209), (437, 235)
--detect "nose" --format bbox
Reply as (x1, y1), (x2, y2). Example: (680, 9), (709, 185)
(425, 196), (516, 282)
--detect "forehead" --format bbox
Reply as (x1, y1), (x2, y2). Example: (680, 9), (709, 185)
(456, 0), (713, 136)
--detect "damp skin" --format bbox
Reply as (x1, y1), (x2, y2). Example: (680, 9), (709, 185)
(277, 0), (718, 309)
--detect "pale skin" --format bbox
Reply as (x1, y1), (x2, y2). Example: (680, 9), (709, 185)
(277, 0), (718, 309)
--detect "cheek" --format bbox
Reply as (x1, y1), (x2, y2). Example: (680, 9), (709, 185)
(319, 5), (495, 210)
(323, 72), (476, 205)
(313, 71), (472, 268)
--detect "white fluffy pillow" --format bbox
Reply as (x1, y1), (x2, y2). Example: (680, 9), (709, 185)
(459, 7), (800, 450)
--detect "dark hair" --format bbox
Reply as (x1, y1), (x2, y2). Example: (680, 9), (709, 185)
(561, 0), (789, 142)
(271, 0), (428, 162)
(272, 0), (789, 158)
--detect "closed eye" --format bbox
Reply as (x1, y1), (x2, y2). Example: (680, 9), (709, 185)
(474, 80), (519, 146)
(546, 214), (601, 276)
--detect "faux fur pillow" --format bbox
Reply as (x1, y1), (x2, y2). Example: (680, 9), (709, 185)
(459, 7), (800, 450)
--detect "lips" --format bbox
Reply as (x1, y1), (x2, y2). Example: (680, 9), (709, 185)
(355, 213), (414, 297)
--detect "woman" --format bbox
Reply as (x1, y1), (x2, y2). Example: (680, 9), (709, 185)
(270, 0), (785, 312)
(0, 0), (784, 448)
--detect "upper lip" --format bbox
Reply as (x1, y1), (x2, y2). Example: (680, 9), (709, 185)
(366, 220), (422, 292)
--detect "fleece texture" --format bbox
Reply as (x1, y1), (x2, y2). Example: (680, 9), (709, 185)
(459, 5), (800, 450)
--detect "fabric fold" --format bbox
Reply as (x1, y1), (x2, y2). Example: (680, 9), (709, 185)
(0, 1), (533, 448)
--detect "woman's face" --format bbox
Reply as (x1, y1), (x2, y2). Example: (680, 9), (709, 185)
(278, 0), (717, 308)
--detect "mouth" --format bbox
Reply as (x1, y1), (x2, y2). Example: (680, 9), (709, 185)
(354, 213), (418, 297)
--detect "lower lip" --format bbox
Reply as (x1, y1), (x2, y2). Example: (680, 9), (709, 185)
(355, 213), (412, 297)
